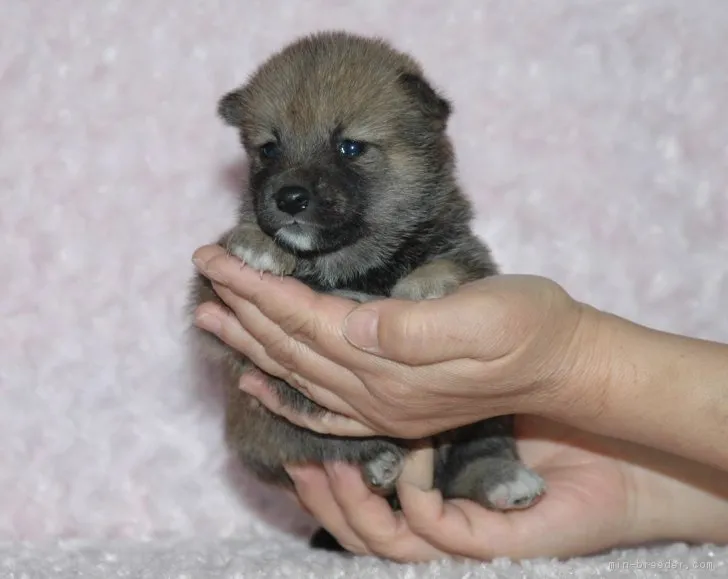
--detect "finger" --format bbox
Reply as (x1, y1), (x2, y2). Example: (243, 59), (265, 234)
(342, 295), (490, 366)
(200, 247), (349, 342)
(285, 465), (371, 555)
(192, 244), (229, 282)
(196, 300), (374, 430)
(209, 282), (367, 393)
(398, 478), (568, 560)
(194, 301), (291, 380)
(396, 483), (494, 559)
(398, 445), (435, 490)
(198, 285), (388, 434)
(325, 462), (448, 562)
(197, 250), (377, 369)
(208, 283), (364, 409)
(239, 372), (378, 437)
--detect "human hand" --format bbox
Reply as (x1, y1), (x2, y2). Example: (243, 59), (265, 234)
(283, 415), (728, 562)
(191, 244), (597, 438)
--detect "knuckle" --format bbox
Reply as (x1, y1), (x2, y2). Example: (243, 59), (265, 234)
(262, 334), (300, 371)
(338, 540), (369, 555)
(403, 510), (432, 536)
(365, 535), (410, 561)
(368, 380), (411, 414)
(365, 535), (396, 555)
(279, 309), (319, 343)
(284, 373), (313, 399)
(380, 308), (425, 359)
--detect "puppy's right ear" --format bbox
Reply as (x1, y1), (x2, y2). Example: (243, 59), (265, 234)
(217, 88), (246, 127)
(398, 72), (452, 130)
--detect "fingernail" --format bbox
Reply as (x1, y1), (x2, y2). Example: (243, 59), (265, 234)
(343, 308), (379, 351)
(285, 465), (302, 478)
(192, 256), (206, 271)
(194, 312), (222, 333)
(192, 256), (227, 283)
(238, 373), (265, 395)
(285, 465), (315, 481)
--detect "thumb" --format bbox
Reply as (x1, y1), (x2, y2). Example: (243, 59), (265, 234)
(342, 296), (484, 365)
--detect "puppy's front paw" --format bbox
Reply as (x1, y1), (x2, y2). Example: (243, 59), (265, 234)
(329, 289), (382, 303)
(224, 225), (297, 276)
(390, 259), (464, 301)
(391, 275), (460, 301)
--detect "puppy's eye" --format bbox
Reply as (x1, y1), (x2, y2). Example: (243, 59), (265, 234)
(338, 139), (367, 158)
(259, 142), (280, 160)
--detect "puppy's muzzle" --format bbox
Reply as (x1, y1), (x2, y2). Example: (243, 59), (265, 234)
(275, 185), (311, 216)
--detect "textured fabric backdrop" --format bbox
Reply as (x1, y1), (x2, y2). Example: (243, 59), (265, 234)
(2, 1), (727, 577)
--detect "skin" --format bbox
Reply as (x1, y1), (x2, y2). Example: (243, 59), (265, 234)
(282, 418), (728, 562)
(191, 243), (728, 561)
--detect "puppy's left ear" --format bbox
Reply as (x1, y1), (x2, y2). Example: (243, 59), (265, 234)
(398, 72), (452, 130)
(217, 87), (247, 127)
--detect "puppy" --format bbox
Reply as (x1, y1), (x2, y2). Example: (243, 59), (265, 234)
(188, 31), (545, 550)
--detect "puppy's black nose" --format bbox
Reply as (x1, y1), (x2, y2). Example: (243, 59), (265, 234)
(275, 186), (311, 216)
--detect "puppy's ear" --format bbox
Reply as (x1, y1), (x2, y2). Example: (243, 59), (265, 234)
(398, 72), (452, 129)
(217, 88), (247, 127)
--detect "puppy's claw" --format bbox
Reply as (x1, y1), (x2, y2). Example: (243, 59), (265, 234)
(363, 450), (405, 494)
(485, 466), (546, 511)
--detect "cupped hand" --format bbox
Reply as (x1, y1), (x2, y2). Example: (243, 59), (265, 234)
(283, 415), (728, 562)
(192, 244), (595, 438)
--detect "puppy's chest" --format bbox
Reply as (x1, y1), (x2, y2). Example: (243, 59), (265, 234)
(293, 261), (410, 298)
(290, 235), (450, 297)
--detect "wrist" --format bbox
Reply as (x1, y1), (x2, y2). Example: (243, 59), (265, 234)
(523, 299), (612, 425)
(543, 301), (728, 470)
(538, 302), (654, 436)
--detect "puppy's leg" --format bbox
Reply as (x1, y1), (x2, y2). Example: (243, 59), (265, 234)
(252, 376), (406, 554)
(329, 289), (383, 303)
(265, 375), (407, 494)
(389, 259), (546, 510)
(390, 259), (466, 300)
(223, 222), (297, 276)
(362, 448), (406, 492)
(435, 418), (546, 510)
(187, 221), (298, 372)
(190, 239), (407, 493)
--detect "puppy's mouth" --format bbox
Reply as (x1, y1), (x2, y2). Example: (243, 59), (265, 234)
(273, 222), (319, 253)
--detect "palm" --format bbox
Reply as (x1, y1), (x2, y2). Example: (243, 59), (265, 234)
(473, 415), (638, 558)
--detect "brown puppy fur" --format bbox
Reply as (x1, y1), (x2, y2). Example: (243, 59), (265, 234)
(187, 31), (545, 551)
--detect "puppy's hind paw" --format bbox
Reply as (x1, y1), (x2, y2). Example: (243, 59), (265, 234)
(485, 465), (546, 510)
(443, 457), (546, 511)
(362, 449), (405, 495)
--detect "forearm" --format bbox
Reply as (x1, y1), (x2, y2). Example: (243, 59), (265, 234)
(552, 305), (728, 471)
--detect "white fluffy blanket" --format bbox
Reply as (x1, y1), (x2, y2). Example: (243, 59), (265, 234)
(2, 1), (727, 577)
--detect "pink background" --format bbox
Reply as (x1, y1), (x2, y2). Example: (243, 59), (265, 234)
(2, 0), (727, 545)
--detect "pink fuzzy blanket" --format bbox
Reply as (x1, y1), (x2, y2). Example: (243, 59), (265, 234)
(2, 1), (727, 577)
